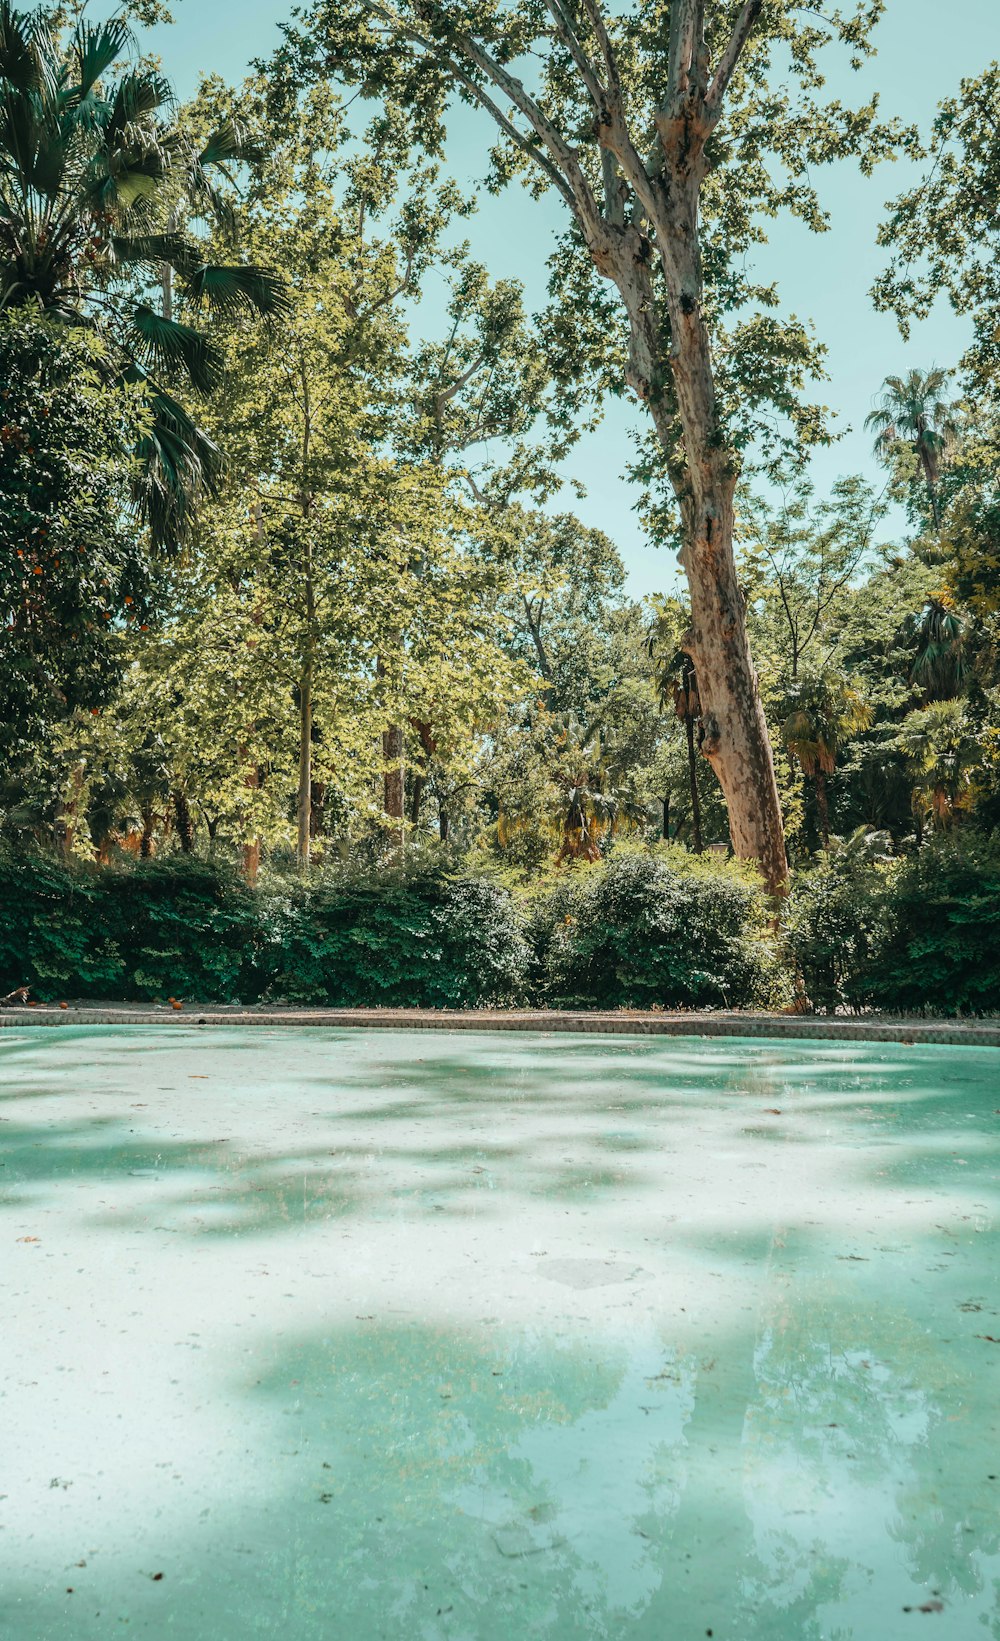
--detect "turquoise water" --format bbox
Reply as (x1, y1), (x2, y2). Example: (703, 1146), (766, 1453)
(2, 1028), (999, 1639)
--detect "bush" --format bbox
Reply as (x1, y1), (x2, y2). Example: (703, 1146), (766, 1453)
(260, 864), (530, 1007)
(783, 832), (895, 1013)
(103, 857), (262, 1002)
(786, 831), (1000, 1015)
(0, 851), (529, 1007)
(0, 847), (123, 997)
(525, 847), (783, 1010)
(868, 835), (1000, 1015)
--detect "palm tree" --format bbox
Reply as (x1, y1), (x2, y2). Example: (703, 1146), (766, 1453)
(909, 596), (966, 701)
(895, 700), (978, 830)
(782, 668), (872, 849)
(545, 713), (643, 864)
(865, 368), (956, 529)
(0, 3), (289, 541)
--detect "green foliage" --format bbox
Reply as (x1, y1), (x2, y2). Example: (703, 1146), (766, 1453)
(0, 2), (289, 541)
(262, 864), (530, 1007)
(0, 851), (528, 1006)
(0, 310), (151, 774)
(787, 832), (1000, 1016)
(526, 848), (784, 1012)
(0, 850), (259, 1001)
(783, 831), (895, 1014)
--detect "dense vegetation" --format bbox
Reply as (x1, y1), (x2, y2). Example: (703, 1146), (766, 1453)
(2, 2), (1000, 1014)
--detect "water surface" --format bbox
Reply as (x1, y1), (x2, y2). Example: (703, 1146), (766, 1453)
(2, 1027), (998, 1638)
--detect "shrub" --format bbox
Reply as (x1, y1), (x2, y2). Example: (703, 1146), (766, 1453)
(0, 851), (259, 1002)
(526, 846), (783, 1010)
(783, 832), (895, 1014)
(0, 846), (123, 997)
(786, 831), (1000, 1015)
(103, 857), (261, 1002)
(259, 864), (530, 1007)
(867, 834), (1000, 1015)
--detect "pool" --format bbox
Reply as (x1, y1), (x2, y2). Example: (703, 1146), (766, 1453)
(3, 1027), (998, 1638)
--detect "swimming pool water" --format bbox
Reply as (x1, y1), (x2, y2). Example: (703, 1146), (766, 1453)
(2, 1027), (998, 1639)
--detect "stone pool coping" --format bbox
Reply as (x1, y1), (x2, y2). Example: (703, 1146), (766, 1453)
(1, 1005), (999, 1047)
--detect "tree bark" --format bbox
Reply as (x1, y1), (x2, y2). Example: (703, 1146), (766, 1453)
(173, 790), (194, 854)
(400, 0), (789, 891)
(296, 673), (313, 869)
(685, 715), (703, 854)
(814, 770), (831, 850)
(383, 723), (404, 843)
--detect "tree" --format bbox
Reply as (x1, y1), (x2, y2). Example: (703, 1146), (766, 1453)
(277, 0), (897, 892)
(894, 700), (979, 831)
(908, 597), (966, 703)
(739, 476), (886, 680)
(874, 66), (1000, 412)
(864, 370), (956, 530)
(0, 310), (151, 776)
(0, 2), (288, 540)
(782, 668), (871, 850)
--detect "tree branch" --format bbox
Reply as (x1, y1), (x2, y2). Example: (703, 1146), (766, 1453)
(705, 0), (763, 116)
(544, 0), (607, 113)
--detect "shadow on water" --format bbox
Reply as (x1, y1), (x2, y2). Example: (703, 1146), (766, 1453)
(2, 1028), (1000, 1638)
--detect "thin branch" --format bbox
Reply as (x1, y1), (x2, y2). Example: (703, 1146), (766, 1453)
(577, 0), (622, 100)
(543, 0), (607, 112)
(363, 2), (579, 211)
(705, 0), (763, 116)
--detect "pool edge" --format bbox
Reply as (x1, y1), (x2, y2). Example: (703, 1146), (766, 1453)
(2, 1007), (999, 1047)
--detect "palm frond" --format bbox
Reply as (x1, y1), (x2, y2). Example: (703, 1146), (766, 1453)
(197, 119), (259, 169)
(71, 17), (132, 102)
(182, 262), (291, 319)
(131, 303), (221, 393)
(110, 231), (198, 277)
(126, 372), (222, 545)
(0, 1), (47, 96)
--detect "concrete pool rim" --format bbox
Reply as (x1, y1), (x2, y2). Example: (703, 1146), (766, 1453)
(1, 1005), (999, 1047)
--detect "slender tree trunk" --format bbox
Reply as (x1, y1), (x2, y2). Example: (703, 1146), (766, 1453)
(296, 673), (313, 870)
(410, 772), (426, 827)
(140, 806), (155, 858)
(662, 793), (670, 841)
(383, 723), (404, 843)
(240, 751), (261, 885)
(814, 770), (831, 850)
(173, 790), (194, 854)
(439, 804), (449, 844)
(310, 781), (326, 841)
(685, 716), (703, 854)
(376, 655), (405, 846)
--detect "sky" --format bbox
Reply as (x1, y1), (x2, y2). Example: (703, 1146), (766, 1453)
(144, 0), (998, 599)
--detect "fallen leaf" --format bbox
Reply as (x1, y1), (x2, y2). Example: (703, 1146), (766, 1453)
(16, 1236), (40, 1244)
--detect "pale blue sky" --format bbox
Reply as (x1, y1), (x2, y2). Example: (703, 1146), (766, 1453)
(146, 0), (997, 597)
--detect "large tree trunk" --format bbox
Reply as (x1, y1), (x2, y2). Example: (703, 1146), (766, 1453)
(593, 166), (788, 892)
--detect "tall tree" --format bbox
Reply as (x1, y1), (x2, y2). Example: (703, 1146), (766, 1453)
(781, 668), (871, 849)
(280, 0), (897, 891)
(0, 3), (288, 540)
(864, 370), (956, 530)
